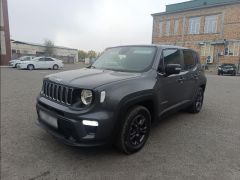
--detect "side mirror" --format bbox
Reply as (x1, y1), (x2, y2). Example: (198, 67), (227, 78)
(165, 64), (181, 76)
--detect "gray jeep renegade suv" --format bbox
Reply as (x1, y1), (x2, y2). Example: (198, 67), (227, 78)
(36, 45), (207, 154)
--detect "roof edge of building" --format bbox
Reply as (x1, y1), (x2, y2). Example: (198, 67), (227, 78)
(151, 0), (240, 16)
(11, 40), (78, 51)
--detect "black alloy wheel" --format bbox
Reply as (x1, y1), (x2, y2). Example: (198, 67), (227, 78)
(128, 114), (148, 147)
(195, 89), (204, 112)
(187, 87), (204, 113)
(116, 106), (151, 154)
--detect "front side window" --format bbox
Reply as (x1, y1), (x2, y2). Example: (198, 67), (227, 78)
(165, 20), (171, 36)
(163, 49), (181, 66)
(204, 15), (218, 34)
(188, 17), (200, 34)
(92, 46), (157, 72)
(183, 50), (196, 70)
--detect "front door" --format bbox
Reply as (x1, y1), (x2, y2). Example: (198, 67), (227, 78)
(156, 48), (186, 114)
(35, 57), (46, 68)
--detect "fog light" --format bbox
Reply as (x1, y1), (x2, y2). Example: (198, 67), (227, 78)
(82, 120), (99, 126)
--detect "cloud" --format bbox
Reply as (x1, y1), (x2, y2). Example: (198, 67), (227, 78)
(8, 0), (188, 51)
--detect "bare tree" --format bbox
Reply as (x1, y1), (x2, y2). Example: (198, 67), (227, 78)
(44, 39), (55, 56)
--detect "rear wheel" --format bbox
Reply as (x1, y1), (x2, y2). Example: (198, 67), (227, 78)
(116, 106), (151, 154)
(187, 87), (204, 113)
(27, 64), (34, 70)
(53, 64), (59, 70)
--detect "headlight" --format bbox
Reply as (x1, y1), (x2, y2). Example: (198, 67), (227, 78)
(81, 90), (93, 105)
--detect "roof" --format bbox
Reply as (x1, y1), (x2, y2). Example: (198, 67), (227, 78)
(152, 0), (240, 16)
(107, 44), (188, 50)
(11, 40), (78, 51)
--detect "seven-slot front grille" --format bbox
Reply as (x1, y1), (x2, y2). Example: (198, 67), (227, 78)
(42, 81), (73, 105)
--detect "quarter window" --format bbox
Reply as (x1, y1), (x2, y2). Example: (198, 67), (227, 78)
(183, 50), (196, 70)
(204, 15), (218, 34)
(188, 17), (200, 34)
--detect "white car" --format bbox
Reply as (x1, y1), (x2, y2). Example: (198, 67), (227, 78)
(17, 57), (64, 70)
(9, 56), (36, 68)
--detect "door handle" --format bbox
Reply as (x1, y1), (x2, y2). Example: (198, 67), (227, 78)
(178, 76), (185, 83)
(193, 74), (199, 80)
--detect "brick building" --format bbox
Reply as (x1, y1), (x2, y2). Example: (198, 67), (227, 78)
(152, 0), (240, 68)
(0, 0), (11, 65)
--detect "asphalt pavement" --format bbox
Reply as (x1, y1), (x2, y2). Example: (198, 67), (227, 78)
(1, 64), (240, 180)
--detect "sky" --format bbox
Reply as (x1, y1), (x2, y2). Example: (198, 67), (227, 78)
(8, 0), (189, 51)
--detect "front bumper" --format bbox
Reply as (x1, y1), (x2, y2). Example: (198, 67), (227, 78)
(219, 70), (235, 74)
(36, 96), (115, 147)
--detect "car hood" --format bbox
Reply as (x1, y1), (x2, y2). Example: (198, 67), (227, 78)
(46, 68), (141, 89)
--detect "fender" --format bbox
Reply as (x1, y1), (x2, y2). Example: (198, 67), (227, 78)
(110, 91), (158, 139)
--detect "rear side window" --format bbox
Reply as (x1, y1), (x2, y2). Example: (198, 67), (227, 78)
(38, 58), (45, 61)
(183, 50), (196, 70)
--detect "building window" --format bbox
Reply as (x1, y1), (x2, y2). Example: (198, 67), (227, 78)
(159, 21), (163, 36)
(165, 20), (170, 36)
(174, 19), (179, 35)
(225, 42), (240, 56)
(188, 17), (200, 34)
(204, 15), (218, 34)
(200, 43), (214, 57)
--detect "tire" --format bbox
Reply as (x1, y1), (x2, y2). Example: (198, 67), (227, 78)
(187, 87), (204, 113)
(232, 72), (236, 76)
(14, 63), (19, 68)
(116, 106), (151, 154)
(53, 64), (59, 70)
(27, 64), (34, 70)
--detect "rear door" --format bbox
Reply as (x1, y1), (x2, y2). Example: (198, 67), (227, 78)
(181, 50), (199, 101)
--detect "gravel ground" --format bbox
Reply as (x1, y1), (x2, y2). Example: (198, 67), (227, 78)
(1, 64), (240, 180)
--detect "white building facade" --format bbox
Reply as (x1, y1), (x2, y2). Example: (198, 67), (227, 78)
(11, 40), (78, 63)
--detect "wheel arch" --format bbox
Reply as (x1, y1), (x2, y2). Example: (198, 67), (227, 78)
(111, 93), (157, 140)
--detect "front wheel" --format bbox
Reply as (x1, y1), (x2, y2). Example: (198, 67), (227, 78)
(187, 87), (204, 113)
(116, 106), (151, 154)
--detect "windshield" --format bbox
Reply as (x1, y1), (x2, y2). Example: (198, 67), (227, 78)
(222, 64), (235, 68)
(92, 46), (157, 72)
